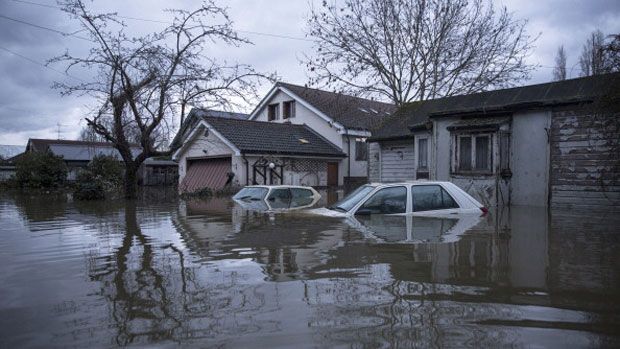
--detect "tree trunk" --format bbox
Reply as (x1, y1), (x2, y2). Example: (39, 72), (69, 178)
(124, 163), (139, 199)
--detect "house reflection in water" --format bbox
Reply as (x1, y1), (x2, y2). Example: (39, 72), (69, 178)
(170, 199), (619, 346)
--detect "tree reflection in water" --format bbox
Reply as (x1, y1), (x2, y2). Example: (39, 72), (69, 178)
(1, 190), (619, 348)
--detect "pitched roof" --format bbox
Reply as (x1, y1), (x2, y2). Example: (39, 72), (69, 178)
(171, 108), (250, 148)
(274, 82), (397, 131)
(202, 116), (346, 158)
(190, 108), (249, 120)
(371, 72), (620, 141)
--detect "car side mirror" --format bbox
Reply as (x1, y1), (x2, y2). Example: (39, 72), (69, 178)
(355, 208), (372, 216)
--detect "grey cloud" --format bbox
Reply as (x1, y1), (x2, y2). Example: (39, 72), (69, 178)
(0, 0), (618, 145)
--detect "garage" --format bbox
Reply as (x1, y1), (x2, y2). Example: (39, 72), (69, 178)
(180, 157), (232, 193)
(380, 140), (415, 182)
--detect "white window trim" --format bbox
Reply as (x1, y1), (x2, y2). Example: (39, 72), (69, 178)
(453, 132), (494, 175)
(416, 136), (429, 170)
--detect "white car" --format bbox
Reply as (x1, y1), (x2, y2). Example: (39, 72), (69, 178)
(233, 185), (321, 212)
(311, 181), (486, 217)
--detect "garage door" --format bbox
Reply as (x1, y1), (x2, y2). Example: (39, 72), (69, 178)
(381, 140), (415, 182)
(180, 157), (232, 193)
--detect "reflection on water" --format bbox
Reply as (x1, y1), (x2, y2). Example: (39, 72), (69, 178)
(0, 190), (619, 348)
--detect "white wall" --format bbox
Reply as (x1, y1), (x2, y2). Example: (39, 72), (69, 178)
(253, 90), (343, 148)
(177, 126), (235, 183)
(511, 111), (551, 206)
(253, 89), (364, 185)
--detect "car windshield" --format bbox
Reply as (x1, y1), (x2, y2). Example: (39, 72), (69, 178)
(329, 185), (375, 212)
(233, 187), (268, 201)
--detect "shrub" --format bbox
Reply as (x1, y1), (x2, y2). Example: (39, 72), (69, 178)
(73, 171), (106, 200)
(15, 152), (68, 188)
(73, 155), (123, 200)
(87, 155), (123, 186)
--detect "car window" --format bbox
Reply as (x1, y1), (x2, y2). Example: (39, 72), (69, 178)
(358, 186), (407, 214)
(411, 185), (459, 212)
(233, 187), (268, 201)
(267, 188), (292, 209)
(289, 188), (315, 208)
(330, 185), (375, 212)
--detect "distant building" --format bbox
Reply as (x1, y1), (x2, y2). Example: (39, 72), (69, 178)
(0, 145), (26, 181)
(368, 73), (620, 209)
(25, 139), (178, 186)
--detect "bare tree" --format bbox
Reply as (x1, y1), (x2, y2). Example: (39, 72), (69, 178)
(579, 30), (607, 76)
(602, 34), (620, 73)
(553, 45), (567, 81)
(305, 0), (537, 105)
(51, 0), (268, 198)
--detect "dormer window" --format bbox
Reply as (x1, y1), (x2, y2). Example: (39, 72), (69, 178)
(268, 103), (279, 121)
(283, 101), (296, 119)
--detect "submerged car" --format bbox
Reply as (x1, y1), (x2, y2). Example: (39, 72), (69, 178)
(312, 181), (486, 217)
(233, 185), (321, 212)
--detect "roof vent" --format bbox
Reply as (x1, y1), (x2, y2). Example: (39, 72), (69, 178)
(298, 138), (310, 144)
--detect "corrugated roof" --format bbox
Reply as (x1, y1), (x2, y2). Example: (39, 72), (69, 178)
(202, 116), (346, 158)
(47, 144), (141, 161)
(371, 72), (620, 140)
(277, 82), (396, 131)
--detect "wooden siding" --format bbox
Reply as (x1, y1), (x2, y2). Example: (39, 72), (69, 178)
(380, 140), (415, 182)
(550, 109), (620, 210)
(368, 142), (381, 182)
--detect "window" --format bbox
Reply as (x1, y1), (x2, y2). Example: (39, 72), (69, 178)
(267, 188), (291, 209)
(417, 138), (428, 169)
(283, 101), (295, 119)
(455, 133), (492, 173)
(357, 186), (407, 214)
(290, 188), (315, 207)
(355, 138), (368, 161)
(268, 103), (279, 121)
(411, 185), (459, 212)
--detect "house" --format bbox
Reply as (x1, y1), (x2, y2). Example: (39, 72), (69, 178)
(247, 82), (396, 187)
(172, 84), (395, 192)
(0, 145), (26, 181)
(368, 73), (620, 209)
(25, 139), (178, 185)
(172, 109), (347, 192)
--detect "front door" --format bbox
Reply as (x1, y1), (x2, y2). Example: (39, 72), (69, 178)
(327, 162), (339, 187)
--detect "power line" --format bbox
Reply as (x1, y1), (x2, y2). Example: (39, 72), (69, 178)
(0, 45), (85, 81)
(0, 14), (92, 41)
(6, 0), (315, 42)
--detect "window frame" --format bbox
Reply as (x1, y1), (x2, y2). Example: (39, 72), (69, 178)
(416, 136), (429, 170)
(453, 131), (494, 175)
(267, 103), (280, 121)
(355, 137), (368, 161)
(282, 100), (296, 119)
(410, 184), (460, 213)
(355, 185), (408, 215)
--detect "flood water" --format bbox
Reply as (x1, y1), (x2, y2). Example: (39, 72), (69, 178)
(0, 189), (619, 348)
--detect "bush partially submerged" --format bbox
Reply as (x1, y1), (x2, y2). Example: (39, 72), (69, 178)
(74, 155), (123, 200)
(15, 152), (68, 188)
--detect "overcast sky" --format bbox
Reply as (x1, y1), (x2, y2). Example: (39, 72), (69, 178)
(0, 0), (618, 145)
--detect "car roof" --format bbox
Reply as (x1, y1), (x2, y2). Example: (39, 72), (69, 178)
(367, 181), (453, 187)
(242, 185), (316, 189)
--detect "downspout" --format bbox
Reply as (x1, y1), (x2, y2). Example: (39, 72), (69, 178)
(242, 153), (249, 186)
(346, 130), (351, 179)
